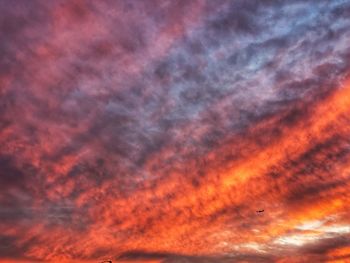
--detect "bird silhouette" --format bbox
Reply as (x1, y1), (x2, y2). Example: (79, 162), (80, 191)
(256, 209), (264, 213)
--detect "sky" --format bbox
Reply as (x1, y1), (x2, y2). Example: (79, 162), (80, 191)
(1, 0), (350, 262)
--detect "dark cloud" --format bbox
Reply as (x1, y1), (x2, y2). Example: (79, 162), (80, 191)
(118, 250), (274, 263)
(0, 155), (27, 188)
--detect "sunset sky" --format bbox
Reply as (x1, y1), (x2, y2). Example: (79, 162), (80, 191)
(1, 0), (350, 262)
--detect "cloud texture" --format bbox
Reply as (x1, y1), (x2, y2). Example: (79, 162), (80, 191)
(1, 0), (350, 262)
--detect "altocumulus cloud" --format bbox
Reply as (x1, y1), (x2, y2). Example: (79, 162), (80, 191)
(0, 0), (350, 262)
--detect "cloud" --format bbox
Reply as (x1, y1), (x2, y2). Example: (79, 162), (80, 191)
(117, 250), (274, 263)
(0, 0), (350, 262)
